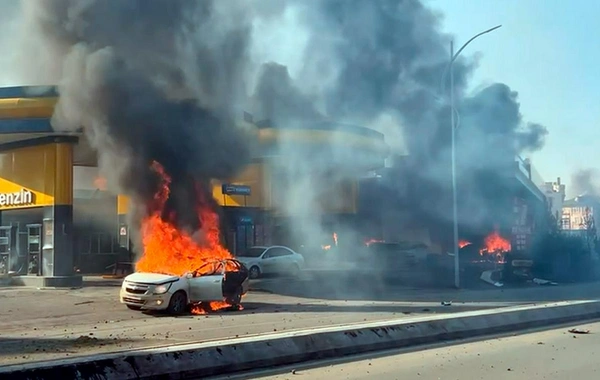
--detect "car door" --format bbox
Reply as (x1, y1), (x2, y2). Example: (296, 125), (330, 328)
(269, 247), (295, 273)
(260, 248), (278, 274)
(187, 263), (225, 302)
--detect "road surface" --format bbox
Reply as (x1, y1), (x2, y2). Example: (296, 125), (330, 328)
(222, 321), (600, 380)
(2, 275), (599, 366)
(0, 278), (501, 366)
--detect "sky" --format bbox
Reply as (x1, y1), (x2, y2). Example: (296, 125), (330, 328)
(429, 0), (600, 194)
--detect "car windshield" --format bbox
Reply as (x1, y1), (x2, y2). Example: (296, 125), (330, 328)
(239, 247), (267, 257)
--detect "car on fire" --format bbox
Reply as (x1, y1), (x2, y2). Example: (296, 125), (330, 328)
(236, 245), (305, 279)
(120, 259), (249, 315)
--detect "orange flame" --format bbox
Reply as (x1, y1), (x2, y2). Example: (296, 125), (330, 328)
(458, 240), (472, 248)
(364, 238), (383, 246)
(322, 232), (339, 251)
(479, 231), (511, 259)
(135, 161), (237, 313)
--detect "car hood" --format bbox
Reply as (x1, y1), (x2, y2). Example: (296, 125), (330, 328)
(124, 272), (180, 284)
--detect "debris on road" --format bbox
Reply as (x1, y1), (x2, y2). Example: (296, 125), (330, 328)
(533, 278), (558, 286)
(480, 270), (504, 287)
(74, 301), (94, 306)
(75, 335), (98, 344)
(568, 328), (590, 334)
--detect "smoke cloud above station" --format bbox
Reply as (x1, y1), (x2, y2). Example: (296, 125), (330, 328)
(2, 0), (549, 246)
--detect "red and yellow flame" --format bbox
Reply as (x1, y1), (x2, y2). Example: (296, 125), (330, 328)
(135, 161), (237, 313)
(458, 239), (472, 248)
(479, 231), (511, 255)
(364, 238), (384, 246)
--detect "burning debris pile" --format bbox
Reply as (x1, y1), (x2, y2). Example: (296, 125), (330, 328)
(479, 231), (512, 262)
(460, 231), (512, 264)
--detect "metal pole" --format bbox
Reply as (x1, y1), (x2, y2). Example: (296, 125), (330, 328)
(444, 25), (502, 289)
(450, 40), (460, 289)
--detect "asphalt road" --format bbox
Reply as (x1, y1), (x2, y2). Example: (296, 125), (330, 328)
(0, 278), (500, 366)
(1, 275), (599, 367)
(222, 321), (600, 380)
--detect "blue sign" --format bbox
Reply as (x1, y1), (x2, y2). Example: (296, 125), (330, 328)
(238, 216), (253, 225)
(222, 184), (251, 196)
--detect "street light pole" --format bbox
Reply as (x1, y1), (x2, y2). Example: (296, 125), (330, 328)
(450, 40), (459, 289)
(446, 25), (502, 289)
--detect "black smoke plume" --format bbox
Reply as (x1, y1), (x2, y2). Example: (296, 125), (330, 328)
(571, 169), (600, 197)
(247, 0), (548, 236)
(18, 0), (256, 245)
(13, 0), (550, 256)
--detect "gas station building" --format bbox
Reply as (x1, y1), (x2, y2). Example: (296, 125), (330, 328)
(0, 86), (389, 287)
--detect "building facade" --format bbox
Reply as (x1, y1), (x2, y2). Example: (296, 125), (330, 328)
(0, 86), (389, 282)
(540, 177), (566, 223)
(561, 195), (600, 235)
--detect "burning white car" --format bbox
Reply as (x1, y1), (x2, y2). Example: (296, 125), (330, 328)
(120, 259), (249, 314)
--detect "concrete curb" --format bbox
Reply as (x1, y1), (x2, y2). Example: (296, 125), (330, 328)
(2, 300), (600, 380)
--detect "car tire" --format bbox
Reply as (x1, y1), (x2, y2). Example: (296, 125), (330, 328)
(249, 266), (261, 279)
(166, 291), (188, 315)
(226, 286), (243, 306)
(289, 264), (300, 278)
(126, 305), (142, 311)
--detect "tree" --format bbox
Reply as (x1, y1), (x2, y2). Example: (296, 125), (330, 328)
(532, 203), (594, 282)
(581, 206), (598, 261)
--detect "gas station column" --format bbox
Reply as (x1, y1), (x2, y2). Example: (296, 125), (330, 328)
(41, 140), (80, 286)
(117, 195), (130, 251)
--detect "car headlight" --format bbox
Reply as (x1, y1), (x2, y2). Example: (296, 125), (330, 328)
(153, 283), (172, 295)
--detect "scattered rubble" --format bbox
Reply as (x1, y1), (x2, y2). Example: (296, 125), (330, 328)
(480, 270), (504, 287)
(75, 335), (98, 344)
(533, 278), (558, 286)
(568, 328), (590, 334)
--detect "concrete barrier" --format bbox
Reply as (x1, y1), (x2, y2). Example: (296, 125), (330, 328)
(2, 300), (600, 380)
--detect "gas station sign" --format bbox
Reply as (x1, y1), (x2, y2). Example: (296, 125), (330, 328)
(511, 197), (532, 252)
(222, 184), (251, 196)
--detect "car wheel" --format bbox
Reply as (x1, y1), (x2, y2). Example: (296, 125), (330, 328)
(126, 305), (142, 311)
(249, 266), (261, 279)
(226, 286), (243, 306)
(166, 291), (188, 315)
(289, 264), (300, 278)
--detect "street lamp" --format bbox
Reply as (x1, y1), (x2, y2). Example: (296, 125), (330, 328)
(443, 25), (502, 289)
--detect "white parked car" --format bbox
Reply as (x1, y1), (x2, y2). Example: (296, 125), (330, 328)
(120, 259), (249, 315)
(236, 245), (305, 279)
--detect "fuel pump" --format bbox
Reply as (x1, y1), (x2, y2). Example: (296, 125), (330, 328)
(26, 224), (41, 275)
(0, 226), (17, 275)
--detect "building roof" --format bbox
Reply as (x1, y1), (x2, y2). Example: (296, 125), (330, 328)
(0, 86), (57, 99)
(563, 194), (600, 207)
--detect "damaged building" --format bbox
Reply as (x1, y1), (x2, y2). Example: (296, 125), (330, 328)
(0, 86), (389, 282)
